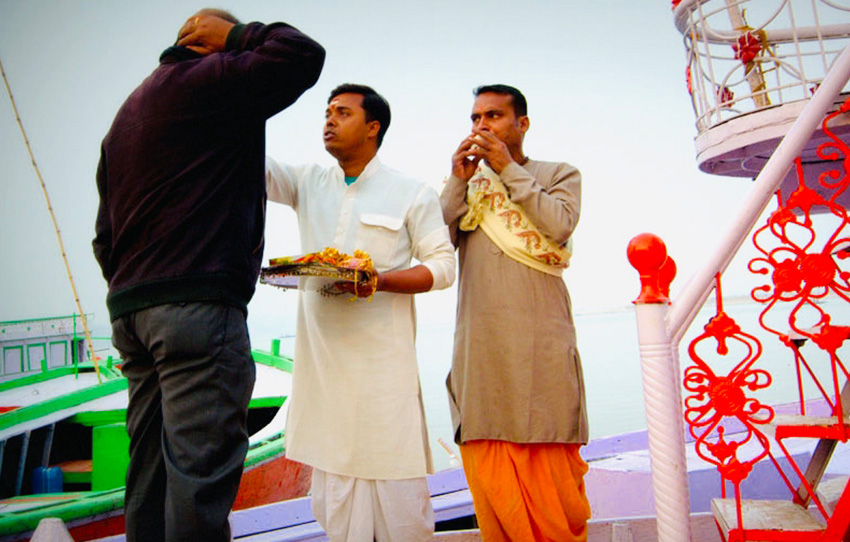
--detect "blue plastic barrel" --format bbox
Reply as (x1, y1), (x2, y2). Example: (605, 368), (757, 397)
(31, 466), (63, 494)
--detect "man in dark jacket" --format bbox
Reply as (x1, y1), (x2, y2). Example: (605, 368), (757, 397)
(92, 9), (324, 541)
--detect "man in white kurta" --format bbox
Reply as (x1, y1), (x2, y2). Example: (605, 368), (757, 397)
(265, 84), (455, 542)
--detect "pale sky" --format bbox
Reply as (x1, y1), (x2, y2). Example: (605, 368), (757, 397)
(0, 0), (766, 347)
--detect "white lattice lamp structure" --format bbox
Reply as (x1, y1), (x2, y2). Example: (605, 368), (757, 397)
(673, 0), (850, 207)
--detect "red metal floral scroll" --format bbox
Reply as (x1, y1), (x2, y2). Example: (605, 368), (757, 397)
(749, 98), (850, 438)
(682, 99), (850, 537)
(684, 275), (774, 506)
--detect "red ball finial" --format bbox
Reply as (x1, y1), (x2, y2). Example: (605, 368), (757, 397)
(628, 233), (675, 304)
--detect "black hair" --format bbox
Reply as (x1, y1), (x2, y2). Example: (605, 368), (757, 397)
(474, 84), (528, 117)
(328, 83), (391, 148)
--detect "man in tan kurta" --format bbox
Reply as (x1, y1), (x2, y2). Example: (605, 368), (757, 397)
(440, 84), (591, 541)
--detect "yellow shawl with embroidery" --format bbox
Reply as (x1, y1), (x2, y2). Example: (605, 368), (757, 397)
(459, 163), (571, 276)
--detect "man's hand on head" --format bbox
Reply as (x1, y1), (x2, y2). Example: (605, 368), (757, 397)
(177, 13), (235, 55)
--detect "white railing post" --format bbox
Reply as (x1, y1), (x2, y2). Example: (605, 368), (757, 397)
(628, 234), (692, 542)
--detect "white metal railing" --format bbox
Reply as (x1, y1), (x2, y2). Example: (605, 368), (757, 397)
(673, 0), (850, 132)
(631, 42), (850, 542)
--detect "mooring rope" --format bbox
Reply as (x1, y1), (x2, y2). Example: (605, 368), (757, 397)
(0, 53), (101, 383)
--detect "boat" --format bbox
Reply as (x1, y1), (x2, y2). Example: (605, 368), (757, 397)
(156, 1), (850, 540)
(0, 315), (309, 541)
(3, 1), (849, 540)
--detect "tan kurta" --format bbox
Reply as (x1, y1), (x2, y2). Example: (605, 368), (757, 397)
(440, 159), (589, 445)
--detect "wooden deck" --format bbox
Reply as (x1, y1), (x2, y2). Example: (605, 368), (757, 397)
(227, 512), (723, 541)
(434, 514), (721, 542)
(84, 513), (722, 542)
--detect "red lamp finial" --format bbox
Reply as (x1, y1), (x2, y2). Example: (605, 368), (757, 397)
(628, 233), (675, 304)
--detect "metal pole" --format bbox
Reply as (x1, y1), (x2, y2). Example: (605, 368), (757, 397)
(629, 234), (692, 542)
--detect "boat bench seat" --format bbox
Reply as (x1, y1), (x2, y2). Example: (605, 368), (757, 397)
(711, 498), (825, 540)
(55, 459), (92, 484)
(817, 475), (850, 515)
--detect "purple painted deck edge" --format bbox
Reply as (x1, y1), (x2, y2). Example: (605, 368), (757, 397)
(582, 398), (833, 462)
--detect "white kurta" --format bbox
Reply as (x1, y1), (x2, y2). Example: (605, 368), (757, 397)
(266, 156), (455, 480)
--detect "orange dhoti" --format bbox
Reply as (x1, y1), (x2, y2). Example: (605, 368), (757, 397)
(460, 440), (591, 542)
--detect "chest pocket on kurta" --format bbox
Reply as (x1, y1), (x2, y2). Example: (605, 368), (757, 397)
(357, 213), (404, 269)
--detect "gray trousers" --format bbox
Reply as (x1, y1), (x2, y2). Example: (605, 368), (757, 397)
(112, 302), (256, 542)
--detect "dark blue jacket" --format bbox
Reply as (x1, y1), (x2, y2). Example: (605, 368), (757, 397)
(93, 22), (325, 320)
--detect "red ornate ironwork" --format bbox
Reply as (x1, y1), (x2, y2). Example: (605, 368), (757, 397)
(817, 99), (850, 202)
(682, 97), (850, 540)
(749, 99), (850, 436)
(684, 275), (774, 513)
(717, 97), (850, 536)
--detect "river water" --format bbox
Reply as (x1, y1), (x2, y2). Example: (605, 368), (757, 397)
(261, 295), (848, 472)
